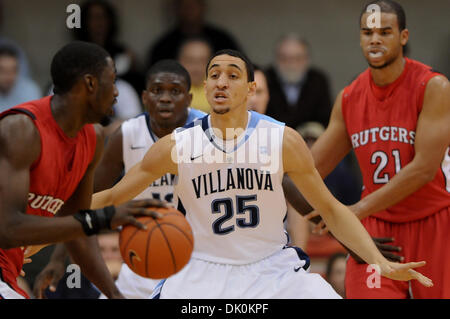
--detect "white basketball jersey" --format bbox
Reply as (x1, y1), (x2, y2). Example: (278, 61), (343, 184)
(173, 111), (288, 265)
(122, 108), (205, 204)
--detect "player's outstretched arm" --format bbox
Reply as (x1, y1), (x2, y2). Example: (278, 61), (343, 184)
(91, 133), (178, 209)
(283, 126), (432, 287)
(352, 76), (450, 219)
(0, 115), (160, 249)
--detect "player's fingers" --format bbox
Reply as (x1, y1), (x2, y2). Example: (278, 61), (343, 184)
(399, 261), (426, 270)
(377, 243), (402, 252)
(130, 199), (168, 209)
(372, 237), (395, 244)
(49, 275), (60, 292)
(380, 251), (404, 262)
(408, 269), (433, 287)
(312, 221), (326, 234)
(20, 269), (26, 277)
(305, 210), (320, 220)
(23, 257), (32, 264)
(34, 276), (51, 299)
(127, 216), (147, 230)
(129, 208), (163, 219)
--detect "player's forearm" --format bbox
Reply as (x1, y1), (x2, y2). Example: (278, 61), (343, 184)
(355, 161), (435, 219)
(91, 189), (113, 209)
(65, 236), (122, 299)
(0, 213), (86, 249)
(323, 202), (386, 266)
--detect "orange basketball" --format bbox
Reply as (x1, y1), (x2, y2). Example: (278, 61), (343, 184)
(119, 206), (194, 279)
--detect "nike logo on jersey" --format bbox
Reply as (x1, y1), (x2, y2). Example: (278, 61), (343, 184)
(131, 146), (146, 150)
(294, 266), (301, 272)
(190, 154), (203, 161)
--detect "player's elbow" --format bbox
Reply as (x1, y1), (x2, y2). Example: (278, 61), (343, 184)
(0, 228), (19, 249)
(414, 163), (438, 184)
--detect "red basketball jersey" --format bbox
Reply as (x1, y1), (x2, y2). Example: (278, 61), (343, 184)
(342, 58), (450, 223)
(0, 96), (97, 285)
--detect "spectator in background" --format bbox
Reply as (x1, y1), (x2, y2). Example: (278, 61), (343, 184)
(297, 121), (362, 205)
(0, 0), (31, 78)
(75, 0), (145, 94)
(247, 67), (270, 115)
(178, 37), (212, 113)
(148, 0), (241, 66)
(265, 33), (332, 128)
(325, 253), (347, 298)
(0, 45), (40, 111)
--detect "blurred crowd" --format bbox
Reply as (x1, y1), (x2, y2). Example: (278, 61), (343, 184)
(2, 0), (377, 299)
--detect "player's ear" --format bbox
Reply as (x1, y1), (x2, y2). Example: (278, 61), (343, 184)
(248, 81), (256, 97)
(83, 74), (97, 93)
(400, 28), (409, 46)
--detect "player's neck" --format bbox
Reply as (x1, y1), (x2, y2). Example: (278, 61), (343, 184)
(50, 94), (87, 138)
(210, 106), (249, 141)
(370, 56), (406, 87)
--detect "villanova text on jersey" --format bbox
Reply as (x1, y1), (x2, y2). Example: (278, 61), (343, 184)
(191, 168), (274, 199)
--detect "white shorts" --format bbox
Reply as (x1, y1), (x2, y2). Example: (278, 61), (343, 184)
(151, 246), (341, 299)
(0, 278), (25, 299)
(114, 263), (160, 299)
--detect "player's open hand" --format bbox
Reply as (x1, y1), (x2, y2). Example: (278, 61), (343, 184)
(33, 259), (66, 298)
(112, 199), (166, 230)
(378, 261), (433, 288)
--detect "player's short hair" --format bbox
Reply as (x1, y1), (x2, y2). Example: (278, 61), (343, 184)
(360, 0), (406, 31)
(146, 59), (191, 91)
(0, 45), (18, 59)
(206, 49), (254, 82)
(51, 41), (110, 95)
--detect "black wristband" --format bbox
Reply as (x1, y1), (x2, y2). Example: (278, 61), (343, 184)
(73, 206), (116, 236)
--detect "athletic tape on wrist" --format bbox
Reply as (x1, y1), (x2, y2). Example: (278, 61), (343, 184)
(73, 206), (116, 236)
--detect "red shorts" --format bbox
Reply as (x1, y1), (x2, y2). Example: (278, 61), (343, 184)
(345, 206), (450, 299)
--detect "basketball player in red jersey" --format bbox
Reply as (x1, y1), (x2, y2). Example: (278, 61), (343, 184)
(289, 0), (449, 298)
(0, 42), (161, 299)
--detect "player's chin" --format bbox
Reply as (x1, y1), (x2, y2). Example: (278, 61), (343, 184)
(212, 104), (230, 115)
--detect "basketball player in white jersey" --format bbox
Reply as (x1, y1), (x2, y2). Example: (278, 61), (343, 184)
(33, 60), (205, 299)
(92, 50), (432, 298)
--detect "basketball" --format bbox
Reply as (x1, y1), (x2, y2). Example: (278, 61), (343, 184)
(119, 206), (194, 279)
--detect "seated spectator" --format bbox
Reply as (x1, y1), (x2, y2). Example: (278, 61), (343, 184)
(0, 45), (41, 111)
(265, 33), (332, 128)
(148, 0), (241, 66)
(325, 253), (347, 298)
(247, 66), (270, 115)
(75, 0), (145, 94)
(178, 37), (212, 113)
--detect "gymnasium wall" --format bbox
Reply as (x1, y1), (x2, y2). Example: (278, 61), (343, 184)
(3, 0), (449, 97)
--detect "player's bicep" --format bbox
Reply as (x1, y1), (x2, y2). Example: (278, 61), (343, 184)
(310, 90), (352, 178)
(0, 115), (40, 230)
(414, 76), (450, 175)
